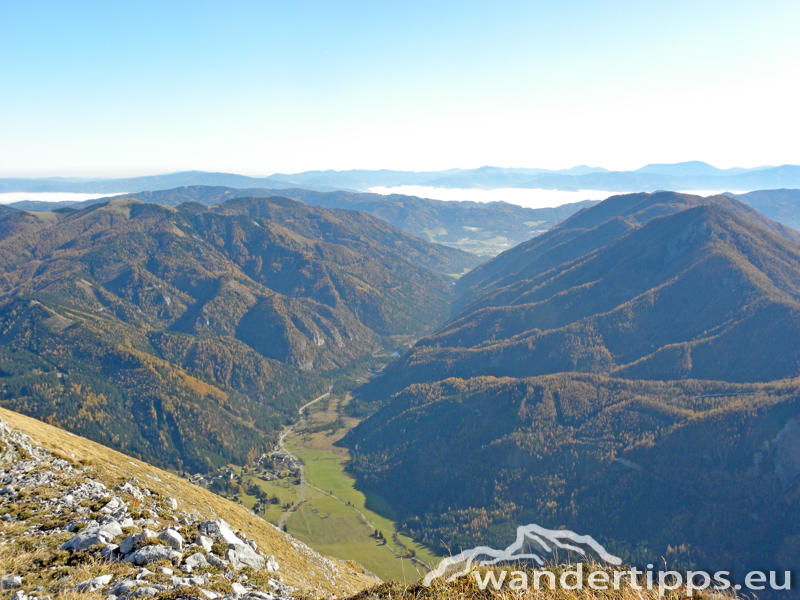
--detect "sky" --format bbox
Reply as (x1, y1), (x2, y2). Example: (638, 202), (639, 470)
(2, 1), (799, 178)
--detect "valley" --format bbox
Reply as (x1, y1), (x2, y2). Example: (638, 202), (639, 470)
(229, 387), (441, 582)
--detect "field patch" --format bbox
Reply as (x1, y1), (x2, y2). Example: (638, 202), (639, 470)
(282, 395), (441, 582)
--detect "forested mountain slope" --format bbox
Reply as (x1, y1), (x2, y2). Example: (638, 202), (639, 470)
(348, 374), (800, 581)
(0, 196), (475, 471)
(455, 191), (800, 304)
(346, 192), (800, 582)
(365, 202), (800, 398)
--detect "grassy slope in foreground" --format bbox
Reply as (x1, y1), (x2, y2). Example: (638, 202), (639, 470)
(0, 406), (380, 596)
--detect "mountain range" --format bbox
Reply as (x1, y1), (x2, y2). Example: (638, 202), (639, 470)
(7, 186), (599, 257)
(418, 163), (797, 192)
(0, 195), (477, 472)
(0, 168), (607, 194)
(345, 191), (800, 580)
(0, 172), (336, 194)
(8, 185), (800, 259)
(3, 161), (800, 194)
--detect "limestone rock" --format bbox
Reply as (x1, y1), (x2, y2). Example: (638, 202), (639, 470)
(226, 544), (265, 571)
(158, 528), (183, 551)
(125, 544), (179, 566)
(73, 574), (113, 592)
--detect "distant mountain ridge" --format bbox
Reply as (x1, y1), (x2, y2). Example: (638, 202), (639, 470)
(9, 186), (800, 259)
(0, 171), (334, 194)
(724, 189), (800, 231)
(3, 162), (798, 195)
(632, 160), (774, 176)
(7, 186), (601, 257)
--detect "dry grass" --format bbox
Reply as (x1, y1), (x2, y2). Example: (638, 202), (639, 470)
(343, 564), (741, 600)
(0, 532), (121, 600)
(0, 407), (380, 597)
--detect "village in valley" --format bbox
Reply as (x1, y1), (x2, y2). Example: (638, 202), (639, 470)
(185, 448), (303, 521)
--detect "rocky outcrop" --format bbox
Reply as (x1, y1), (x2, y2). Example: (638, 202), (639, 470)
(226, 543), (266, 571)
(0, 416), (292, 600)
(198, 519), (267, 571)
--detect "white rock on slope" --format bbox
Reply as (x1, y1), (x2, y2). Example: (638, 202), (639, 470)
(0, 415), (323, 599)
(158, 528), (184, 550)
(73, 574), (114, 592)
(125, 544), (181, 566)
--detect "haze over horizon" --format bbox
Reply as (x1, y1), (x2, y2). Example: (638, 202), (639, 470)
(3, 1), (799, 177)
(0, 161), (783, 181)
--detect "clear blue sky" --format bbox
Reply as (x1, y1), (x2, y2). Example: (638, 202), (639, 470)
(2, 1), (799, 177)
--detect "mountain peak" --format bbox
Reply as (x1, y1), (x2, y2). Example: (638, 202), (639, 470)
(633, 161), (722, 176)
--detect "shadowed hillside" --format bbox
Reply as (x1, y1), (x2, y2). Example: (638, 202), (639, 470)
(344, 192), (800, 589)
(364, 201), (800, 398)
(347, 373), (800, 587)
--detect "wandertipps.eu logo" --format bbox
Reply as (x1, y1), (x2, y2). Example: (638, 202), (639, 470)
(422, 523), (622, 586)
